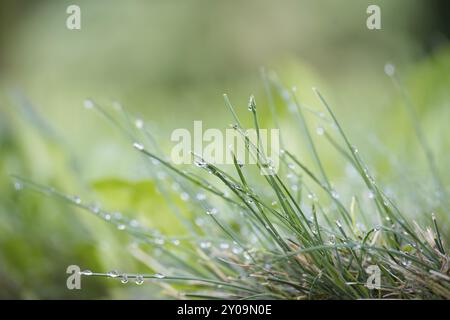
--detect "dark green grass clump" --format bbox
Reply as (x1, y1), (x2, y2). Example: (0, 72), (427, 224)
(13, 71), (449, 299)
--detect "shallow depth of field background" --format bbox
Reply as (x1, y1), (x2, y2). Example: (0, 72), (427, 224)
(0, 0), (449, 298)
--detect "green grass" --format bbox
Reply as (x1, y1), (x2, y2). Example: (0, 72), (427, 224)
(12, 71), (449, 300)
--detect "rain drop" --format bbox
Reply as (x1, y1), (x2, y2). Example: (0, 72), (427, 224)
(194, 160), (207, 168)
(196, 193), (206, 201)
(316, 127), (325, 135)
(232, 247), (243, 255)
(200, 241), (212, 249)
(384, 63), (395, 77)
(135, 119), (144, 129)
(133, 142), (144, 151)
(130, 219), (139, 228)
(83, 99), (94, 109)
(72, 195), (82, 204)
(331, 190), (339, 199)
(80, 270), (93, 276)
(248, 95), (256, 111)
(121, 274), (129, 284)
(135, 275), (144, 285)
(206, 208), (218, 215)
(107, 270), (119, 278)
(180, 192), (190, 201)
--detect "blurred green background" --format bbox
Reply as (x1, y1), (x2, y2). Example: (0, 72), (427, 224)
(0, 0), (449, 298)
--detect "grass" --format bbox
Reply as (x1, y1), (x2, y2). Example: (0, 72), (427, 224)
(12, 70), (449, 300)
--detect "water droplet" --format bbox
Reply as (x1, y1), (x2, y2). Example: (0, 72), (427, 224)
(171, 239), (180, 246)
(291, 184), (298, 192)
(271, 200), (278, 206)
(248, 95), (256, 111)
(117, 224), (126, 231)
(232, 247), (243, 255)
(316, 127), (325, 135)
(384, 63), (395, 77)
(307, 193), (318, 202)
(219, 243), (230, 249)
(206, 208), (218, 215)
(194, 160), (207, 168)
(331, 190), (339, 199)
(133, 142), (144, 151)
(196, 193), (206, 201)
(155, 238), (165, 245)
(368, 191), (375, 199)
(402, 260), (411, 267)
(71, 195), (82, 204)
(154, 273), (165, 279)
(328, 235), (336, 245)
(180, 192), (190, 201)
(113, 211), (122, 219)
(200, 241), (212, 249)
(135, 274), (144, 285)
(121, 274), (129, 284)
(104, 213), (111, 221)
(336, 220), (342, 228)
(107, 270), (119, 278)
(13, 182), (23, 191)
(83, 99), (94, 109)
(90, 204), (100, 214)
(130, 219), (139, 228)
(80, 270), (93, 276)
(135, 119), (144, 129)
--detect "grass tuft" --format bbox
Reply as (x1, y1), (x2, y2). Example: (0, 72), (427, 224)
(12, 73), (449, 300)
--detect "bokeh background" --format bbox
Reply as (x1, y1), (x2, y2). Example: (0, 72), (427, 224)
(0, 0), (449, 298)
